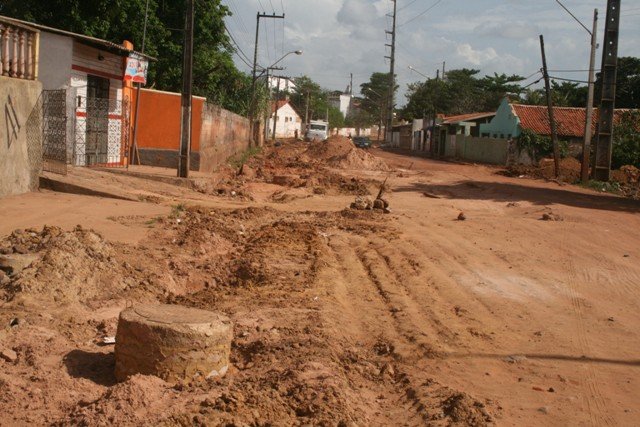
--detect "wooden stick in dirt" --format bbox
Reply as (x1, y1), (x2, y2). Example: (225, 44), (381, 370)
(377, 173), (391, 200)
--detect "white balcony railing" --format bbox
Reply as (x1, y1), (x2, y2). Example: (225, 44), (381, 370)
(0, 19), (39, 80)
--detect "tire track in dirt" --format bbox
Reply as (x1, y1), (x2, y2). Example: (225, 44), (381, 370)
(322, 234), (492, 425)
(373, 238), (508, 348)
(321, 234), (431, 425)
(559, 223), (616, 427)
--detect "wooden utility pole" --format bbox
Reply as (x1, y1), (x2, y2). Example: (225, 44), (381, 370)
(593, 0), (621, 182)
(178, 0), (194, 178)
(539, 34), (561, 178)
(581, 9), (599, 183)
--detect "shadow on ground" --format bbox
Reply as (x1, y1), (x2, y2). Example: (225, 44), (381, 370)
(63, 350), (116, 386)
(395, 180), (640, 214)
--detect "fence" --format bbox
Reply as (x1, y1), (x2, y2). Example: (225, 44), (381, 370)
(0, 18), (39, 80)
(444, 135), (510, 165)
(40, 90), (68, 174)
(73, 96), (130, 167)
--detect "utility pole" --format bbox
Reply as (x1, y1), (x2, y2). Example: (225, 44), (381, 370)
(350, 73), (353, 95)
(593, 0), (621, 182)
(581, 9), (599, 183)
(250, 12), (285, 145)
(272, 75), (281, 142)
(130, 0), (150, 168)
(432, 69), (440, 158)
(178, 0), (194, 178)
(304, 91), (310, 134)
(539, 34), (561, 178)
(442, 61), (446, 80)
(384, 0), (397, 143)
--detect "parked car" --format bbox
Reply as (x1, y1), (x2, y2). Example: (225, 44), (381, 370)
(352, 136), (372, 148)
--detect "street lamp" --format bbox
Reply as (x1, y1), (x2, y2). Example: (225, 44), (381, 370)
(257, 50), (303, 143)
(408, 65), (430, 79)
(555, 0), (598, 183)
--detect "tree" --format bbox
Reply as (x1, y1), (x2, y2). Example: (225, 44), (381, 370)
(612, 110), (640, 169)
(0, 0), (253, 116)
(360, 72), (395, 129)
(401, 69), (525, 119)
(289, 75), (329, 123)
(595, 57), (640, 109)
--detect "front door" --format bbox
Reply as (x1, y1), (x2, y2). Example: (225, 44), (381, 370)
(85, 75), (110, 165)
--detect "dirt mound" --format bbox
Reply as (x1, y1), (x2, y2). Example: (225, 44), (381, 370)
(64, 375), (179, 426)
(503, 157), (581, 183)
(441, 392), (493, 425)
(300, 136), (390, 171)
(0, 226), (169, 305)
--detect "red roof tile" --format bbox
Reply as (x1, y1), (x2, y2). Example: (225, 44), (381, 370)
(442, 112), (496, 124)
(511, 104), (635, 138)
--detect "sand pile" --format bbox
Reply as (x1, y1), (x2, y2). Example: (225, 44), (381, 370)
(300, 136), (389, 171)
(0, 226), (145, 304)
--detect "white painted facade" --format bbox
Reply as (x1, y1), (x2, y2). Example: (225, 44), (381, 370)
(37, 31), (127, 166)
(268, 103), (302, 138)
(268, 76), (296, 92)
(329, 94), (352, 118)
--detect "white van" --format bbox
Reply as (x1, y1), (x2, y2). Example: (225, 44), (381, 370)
(306, 120), (329, 141)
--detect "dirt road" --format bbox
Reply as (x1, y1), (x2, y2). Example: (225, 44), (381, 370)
(0, 144), (639, 426)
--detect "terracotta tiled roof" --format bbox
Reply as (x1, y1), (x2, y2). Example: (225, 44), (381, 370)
(442, 112), (496, 124)
(511, 104), (635, 138)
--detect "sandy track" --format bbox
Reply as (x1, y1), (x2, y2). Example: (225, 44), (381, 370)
(1, 145), (639, 425)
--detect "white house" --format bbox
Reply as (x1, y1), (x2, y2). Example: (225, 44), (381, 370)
(268, 100), (302, 138)
(1, 15), (153, 167)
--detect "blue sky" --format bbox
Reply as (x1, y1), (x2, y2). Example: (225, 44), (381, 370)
(224, 0), (640, 105)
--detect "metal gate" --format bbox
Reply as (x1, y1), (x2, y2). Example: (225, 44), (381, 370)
(41, 90), (68, 175)
(73, 96), (130, 167)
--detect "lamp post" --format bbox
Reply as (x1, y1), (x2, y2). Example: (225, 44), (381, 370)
(364, 87), (387, 141)
(555, 0), (598, 183)
(257, 50), (303, 144)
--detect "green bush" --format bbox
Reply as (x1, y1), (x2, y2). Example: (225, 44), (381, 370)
(518, 129), (569, 161)
(612, 111), (640, 169)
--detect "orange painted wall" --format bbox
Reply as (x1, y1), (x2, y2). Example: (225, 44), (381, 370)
(131, 89), (204, 152)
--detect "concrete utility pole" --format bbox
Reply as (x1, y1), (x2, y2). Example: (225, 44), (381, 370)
(581, 9), (599, 183)
(593, 0), (621, 182)
(539, 34), (561, 178)
(178, 0), (194, 178)
(384, 0), (397, 143)
(442, 61), (446, 80)
(350, 73), (353, 95)
(249, 12), (285, 144)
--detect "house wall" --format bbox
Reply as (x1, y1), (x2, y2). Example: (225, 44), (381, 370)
(38, 32), (73, 90)
(268, 104), (301, 138)
(70, 41), (127, 166)
(479, 98), (520, 139)
(443, 135), (510, 165)
(199, 104), (251, 173)
(0, 77), (43, 197)
(131, 88), (204, 169)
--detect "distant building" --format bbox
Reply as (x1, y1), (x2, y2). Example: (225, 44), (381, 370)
(268, 76), (296, 93)
(328, 91), (352, 118)
(268, 100), (302, 138)
(480, 97), (636, 146)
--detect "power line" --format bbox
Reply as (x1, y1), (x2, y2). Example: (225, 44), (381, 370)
(397, 0), (419, 12)
(398, 0), (443, 27)
(549, 76), (589, 84)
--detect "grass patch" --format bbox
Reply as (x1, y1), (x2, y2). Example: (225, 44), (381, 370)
(170, 204), (186, 218)
(581, 180), (622, 194)
(229, 146), (262, 169)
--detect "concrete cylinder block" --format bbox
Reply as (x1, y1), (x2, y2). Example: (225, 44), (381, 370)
(114, 304), (233, 383)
